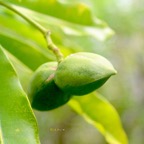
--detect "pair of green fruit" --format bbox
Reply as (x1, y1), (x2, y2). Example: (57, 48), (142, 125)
(28, 52), (117, 111)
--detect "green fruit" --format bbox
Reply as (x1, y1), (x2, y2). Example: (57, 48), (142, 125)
(28, 62), (71, 111)
(54, 52), (117, 95)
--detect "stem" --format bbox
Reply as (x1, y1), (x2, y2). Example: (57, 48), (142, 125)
(45, 31), (64, 62)
(0, 1), (63, 63)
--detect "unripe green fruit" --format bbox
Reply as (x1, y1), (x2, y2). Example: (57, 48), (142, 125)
(54, 52), (117, 95)
(28, 62), (71, 111)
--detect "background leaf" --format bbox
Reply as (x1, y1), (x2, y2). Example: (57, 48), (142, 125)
(0, 45), (40, 144)
(5, 0), (109, 26)
(69, 93), (128, 144)
(0, 13), (54, 70)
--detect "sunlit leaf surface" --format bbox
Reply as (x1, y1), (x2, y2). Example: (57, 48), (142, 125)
(0, 45), (40, 144)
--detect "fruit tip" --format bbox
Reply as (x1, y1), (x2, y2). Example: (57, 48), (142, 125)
(113, 68), (117, 75)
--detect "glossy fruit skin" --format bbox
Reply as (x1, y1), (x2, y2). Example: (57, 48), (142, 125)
(28, 62), (71, 111)
(54, 52), (117, 96)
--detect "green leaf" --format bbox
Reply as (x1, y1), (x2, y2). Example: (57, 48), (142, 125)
(5, 0), (109, 26)
(0, 14), (54, 70)
(14, 4), (114, 41)
(69, 92), (128, 144)
(1, 1), (114, 41)
(5, 49), (33, 92)
(0, 45), (40, 144)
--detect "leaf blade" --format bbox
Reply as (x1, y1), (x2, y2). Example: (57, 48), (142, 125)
(69, 92), (128, 144)
(0, 45), (40, 144)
